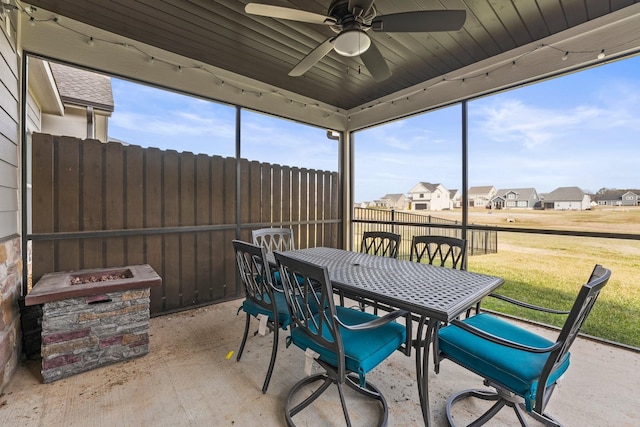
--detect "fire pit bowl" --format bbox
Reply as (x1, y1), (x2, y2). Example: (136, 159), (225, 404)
(25, 264), (161, 383)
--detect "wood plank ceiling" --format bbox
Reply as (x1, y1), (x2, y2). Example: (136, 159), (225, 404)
(28, 0), (639, 111)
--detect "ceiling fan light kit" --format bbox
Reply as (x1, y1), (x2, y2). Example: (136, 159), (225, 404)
(333, 30), (370, 57)
(245, 1), (466, 81)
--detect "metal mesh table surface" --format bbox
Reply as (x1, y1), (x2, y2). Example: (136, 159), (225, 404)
(274, 247), (504, 322)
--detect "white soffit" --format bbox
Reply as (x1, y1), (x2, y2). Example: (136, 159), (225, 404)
(27, 57), (63, 115)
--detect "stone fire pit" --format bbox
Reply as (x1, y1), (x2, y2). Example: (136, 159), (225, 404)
(25, 264), (161, 383)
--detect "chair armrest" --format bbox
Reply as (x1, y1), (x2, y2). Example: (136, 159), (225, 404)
(487, 293), (570, 315)
(449, 319), (563, 354)
(334, 309), (409, 331)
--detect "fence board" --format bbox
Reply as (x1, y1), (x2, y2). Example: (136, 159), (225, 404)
(124, 145), (145, 268)
(308, 169), (318, 248)
(32, 134), (54, 281)
(239, 159), (249, 225)
(56, 137), (80, 272)
(281, 165), (290, 238)
(330, 172), (339, 247)
(222, 157), (237, 298)
(316, 171), (325, 247)
(81, 140), (104, 268)
(322, 171), (331, 247)
(210, 156), (225, 300)
(291, 167), (300, 247)
(299, 169), (309, 249)
(180, 153), (197, 305)
(163, 150), (181, 310)
(249, 160), (261, 224)
(270, 163), (280, 226)
(196, 154), (212, 302)
(105, 142), (124, 267)
(145, 148), (164, 313)
(261, 162), (272, 223)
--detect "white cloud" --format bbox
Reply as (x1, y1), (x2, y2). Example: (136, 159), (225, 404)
(111, 110), (235, 139)
(472, 99), (606, 149)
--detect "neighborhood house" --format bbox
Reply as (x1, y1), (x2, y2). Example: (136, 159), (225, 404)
(407, 182), (451, 211)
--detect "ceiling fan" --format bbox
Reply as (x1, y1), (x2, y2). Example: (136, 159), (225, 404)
(245, 0), (466, 81)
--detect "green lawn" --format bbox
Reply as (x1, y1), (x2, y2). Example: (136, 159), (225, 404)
(467, 232), (640, 348)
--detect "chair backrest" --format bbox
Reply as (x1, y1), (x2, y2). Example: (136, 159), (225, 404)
(536, 264), (611, 410)
(360, 231), (401, 258)
(252, 228), (295, 253)
(274, 252), (345, 379)
(232, 240), (276, 313)
(410, 235), (467, 270)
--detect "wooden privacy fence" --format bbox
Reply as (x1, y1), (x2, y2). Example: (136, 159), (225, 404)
(29, 134), (341, 315)
(353, 208), (497, 259)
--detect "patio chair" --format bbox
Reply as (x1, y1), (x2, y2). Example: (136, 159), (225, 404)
(409, 235), (467, 270)
(252, 227), (295, 287)
(275, 251), (408, 427)
(360, 231), (401, 258)
(252, 227), (295, 253)
(437, 264), (611, 427)
(232, 239), (291, 394)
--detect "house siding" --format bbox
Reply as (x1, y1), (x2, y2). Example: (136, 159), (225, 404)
(41, 105), (92, 140)
(26, 90), (42, 133)
(0, 14), (19, 239)
(0, 12), (22, 394)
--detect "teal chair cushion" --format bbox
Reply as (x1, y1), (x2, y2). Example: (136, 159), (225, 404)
(291, 306), (406, 383)
(272, 270), (284, 287)
(243, 290), (323, 330)
(272, 270), (306, 288)
(438, 313), (570, 411)
(242, 291), (291, 329)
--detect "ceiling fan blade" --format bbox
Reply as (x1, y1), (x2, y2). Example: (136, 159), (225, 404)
(245, 3), (334, 25)
(360, 40), (391, 82)
(371, 10), (466, 32)
(289, 38), (335, 77)
(348, 0), (375, 16)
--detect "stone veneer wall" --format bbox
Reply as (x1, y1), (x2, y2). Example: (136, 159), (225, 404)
(0, 237), (22, 393)
(41, 288), (151, 383)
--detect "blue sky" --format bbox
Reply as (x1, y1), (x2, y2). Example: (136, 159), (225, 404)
(109, 55), (640, 203)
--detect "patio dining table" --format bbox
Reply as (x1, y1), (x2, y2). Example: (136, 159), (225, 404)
(272, 247), (504, 426)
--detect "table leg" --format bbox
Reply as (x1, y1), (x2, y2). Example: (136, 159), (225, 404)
(414, 316), (437, 426)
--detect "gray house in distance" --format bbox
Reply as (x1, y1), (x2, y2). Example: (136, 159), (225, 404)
(542, 187), (591, 210)
(491, 188), (540, 209)
(595, 190), (640, 206)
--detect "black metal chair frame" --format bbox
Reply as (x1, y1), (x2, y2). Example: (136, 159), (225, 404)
(439, 264), (611, 427)
(409, 235), (467, 270)
(275, 251), (408, 427)
(360, 231), (401, 259)
(232, 239), (284, 393)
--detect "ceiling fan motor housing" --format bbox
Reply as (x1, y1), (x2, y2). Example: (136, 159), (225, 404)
(328, 0), (377, 34)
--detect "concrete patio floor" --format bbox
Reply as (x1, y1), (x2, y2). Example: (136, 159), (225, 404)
(1, 299), (638, 426)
